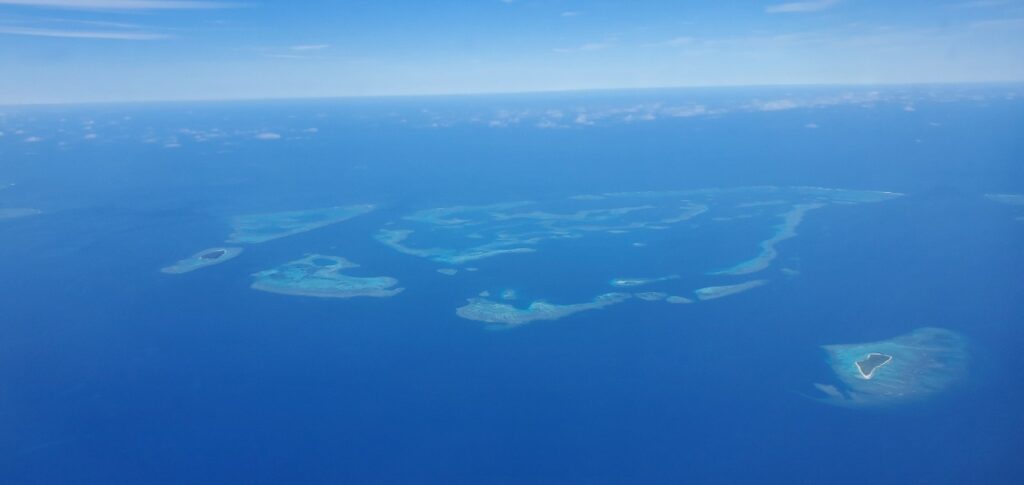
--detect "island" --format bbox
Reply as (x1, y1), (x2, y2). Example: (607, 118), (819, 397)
(694, 280), (767, 301)
(161, 247), (243, 274)
(814, 327), (967, 407)
(251, 254), (403, 298)
(456, 292), (631, 327)
(855, 352), (893, 379)
(228, 204), (375, 244)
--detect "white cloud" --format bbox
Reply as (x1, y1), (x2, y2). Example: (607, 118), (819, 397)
(765, 0), (840, 14)
(254, 132), (281, 140)
(663, 105), (708, 117)
(561, 11), (580, 17)
(804, 123), (819, 129)
(290, 44), (329, 51)
(24, 136), (42, 142)
(751, 99), (801, 111)
(0, 0), (235, 9)
(0, 26), (168, 39)
(535, 119), (565, 129)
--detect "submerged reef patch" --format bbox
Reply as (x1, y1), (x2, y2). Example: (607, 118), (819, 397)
(456, 293), (631, 327)
(814, 327), (967, 407)
(0, 208), (41, 220)
(252, 254), (403, 298)
(378, 187), (903, 327)
(985, 193), (1024, 206)
(986, 193), (1024, 221)
(161, 247), (243, 274)
(376, 187), (902, 276)
(695, 280), (767, 301)
(710, 203), (824, 276)
(228, 204), (375, 244)
(665, 295), (693, 304)
(610, 275), (679, 288)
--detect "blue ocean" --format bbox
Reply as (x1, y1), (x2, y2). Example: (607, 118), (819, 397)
(1, 86), (1022, 484)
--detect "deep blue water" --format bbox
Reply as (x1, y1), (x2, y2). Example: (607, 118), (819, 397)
(1, 86), (1023, 484)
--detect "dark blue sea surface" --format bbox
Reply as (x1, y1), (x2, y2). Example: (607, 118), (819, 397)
(1, 86), (1022, 484)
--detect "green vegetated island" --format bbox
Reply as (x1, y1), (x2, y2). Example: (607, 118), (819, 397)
(814, 327), (967, 407)
(252, 254), (403, 298)
(375, 187), (901, 325)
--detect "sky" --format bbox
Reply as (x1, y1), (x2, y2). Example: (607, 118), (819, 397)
(0, 0), (1022, 104)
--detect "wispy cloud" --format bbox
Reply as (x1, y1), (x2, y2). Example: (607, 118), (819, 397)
(656, 36), (695, 47)
(0, 25), (169, 39)
(969, 17), (1024, 29)
(952, 0), (1017, 8)
(0, 0), (236, 9)
(765, 0), (840, 14)
(553, 42), (610, 53)
(561, 11), (580, 17)
(290, 44), (329, 51)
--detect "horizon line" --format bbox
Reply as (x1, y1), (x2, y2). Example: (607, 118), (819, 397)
(3, 80), (1022, 109)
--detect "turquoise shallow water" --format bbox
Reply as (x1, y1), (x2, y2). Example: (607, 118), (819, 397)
(0, 86), (1022, 483)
